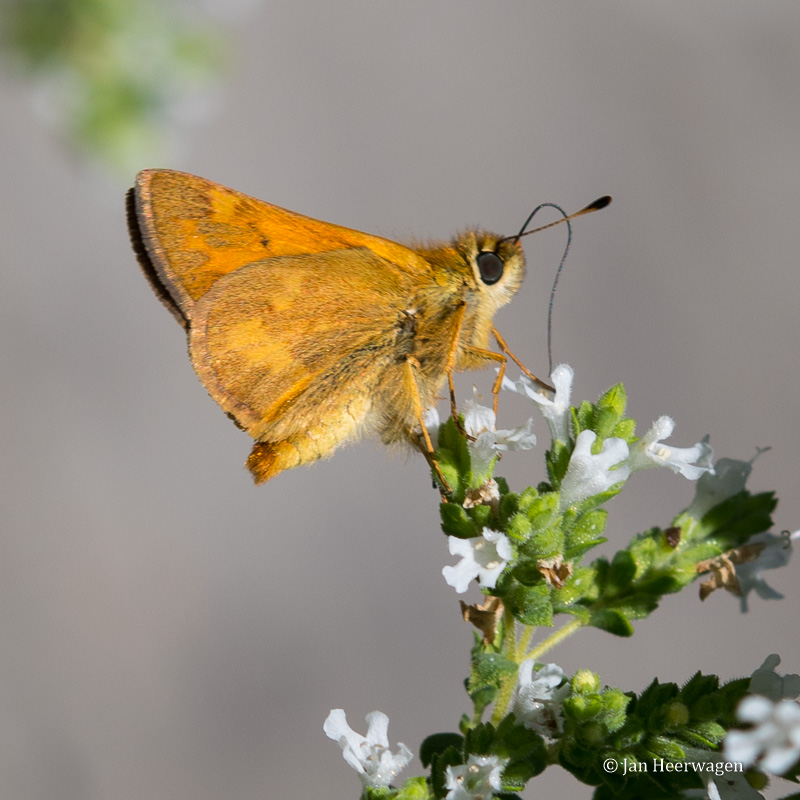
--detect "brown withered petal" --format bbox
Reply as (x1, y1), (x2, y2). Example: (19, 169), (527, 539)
(460, 596), (504, 644)
(537, 556), (573, 589)
(463, 480), (500, 514)
(696, 542), (767, 600)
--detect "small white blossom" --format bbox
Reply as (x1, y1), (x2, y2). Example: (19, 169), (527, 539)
(444, 754), (506, 800)
(687, 457), (754, 519)
(423, 406), (442, 438)
(323, 709), (412, 788)
(737, 529), (799, 612)
(442, 528), (512, 594)
(703, 771), (764, 800)
(503, 363), (573, 444)
(681, 769), (763, 799)
(626, 416), (714, 480)
(558, 430), (630, 511)
(462, 391), (536, 476)
(680, 748), (762, 799)
(748, 654), (800, 701)
(511, 660), (570, 737)
(724, 695), (800, 776)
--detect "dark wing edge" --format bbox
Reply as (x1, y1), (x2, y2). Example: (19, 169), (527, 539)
(125, 186), (188, 329)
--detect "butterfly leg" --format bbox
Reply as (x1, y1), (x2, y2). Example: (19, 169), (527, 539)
(444, 302), (468, 422)
(460, 346), (507, 415)
(491, 326), (554, 392)
(404, 356), (451, 497)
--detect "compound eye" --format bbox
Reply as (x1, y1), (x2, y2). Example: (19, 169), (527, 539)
(476, 251), (504, 285)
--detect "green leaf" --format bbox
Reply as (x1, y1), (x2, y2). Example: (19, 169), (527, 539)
(506, 583), (554, 627)
(469, 653), (518, 693)
(598, 383), (627, 417)
(469, 685), (498, 718)
(506, 512), (532, 542)
(493, 717), (547, 787)
(546, 439), (572, 487)
(565, 509), (608, 551)
(431, 745), (463, 799)
(613, 417), (637, 442)
(680, 672), (721, 707)
(682, 721), (726, 747)
(523, 527), (565, 560)
(465, 722), (496, 755)
(394, 776), (431, 800)
(553, 603), (592, 622)
(592, 407), (622, 441)
(574, 400), (595, 434)
(524, 492), (561, 531)
(420, 733), (465, 768)
(363, 785), (396, 800)
(440, 503), (478, 539)
(467, 503), (493, 529)
(644, 737), (686, 761)
(589, 609), (634, 637)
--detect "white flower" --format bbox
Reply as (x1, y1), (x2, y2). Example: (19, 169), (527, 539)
(704, 771), (763, 800)
(558, 430), (630, 511)
(627, 416), (714, 480)
(737, 529), (799, 612)
(682, 770), (763, 800)
(323, 709), (412, 788)
(462, 391), (536, 476)
(423, 406), (442, 439)
(724, 695), (800, 776)
(442, 528), (513, 594)
(687, 457), (754, 519)
(680, 748), (763, 799)
(444, 754), (506, 800)
(748, 654), (800, 701)
(511, 660), (570, 737)
(503, 363), (573, 444)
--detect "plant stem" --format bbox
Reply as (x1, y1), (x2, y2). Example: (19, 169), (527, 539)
(527, 618), (584, 662)
(489, 608), (520, 726)
(515, 623), (536, 661)
(489, 617), (584, 725)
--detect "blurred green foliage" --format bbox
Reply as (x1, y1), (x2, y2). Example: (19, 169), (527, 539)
(1, 0), (227, 173)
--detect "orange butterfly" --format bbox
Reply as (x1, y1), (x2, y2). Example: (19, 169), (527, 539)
(127, 170), (606, 486)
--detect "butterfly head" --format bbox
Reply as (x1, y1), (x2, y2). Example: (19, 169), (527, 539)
(455, 231), (526, 313)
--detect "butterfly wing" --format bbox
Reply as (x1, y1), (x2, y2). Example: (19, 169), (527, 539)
(189, 247), (410, 436)
(129, 169), (430, 327)
(191, 247), (428, 482)
(129, 170), (439, 482)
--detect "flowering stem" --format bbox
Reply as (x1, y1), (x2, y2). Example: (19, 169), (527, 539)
(504, 606), (517, 658)
(490, 618), (584, 725)
(491, 675), (516, 727)
(527, 618), (585, 662)
(489, 608), (521, 726)
(515, 623), (537, 662)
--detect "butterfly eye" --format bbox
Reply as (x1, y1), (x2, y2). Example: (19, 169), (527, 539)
(476, 251), (504, 285)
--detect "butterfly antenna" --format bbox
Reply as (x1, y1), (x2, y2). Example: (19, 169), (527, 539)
(500, 195), (612, 377)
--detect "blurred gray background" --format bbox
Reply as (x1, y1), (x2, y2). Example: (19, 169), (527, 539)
(2, 2), (799, 798)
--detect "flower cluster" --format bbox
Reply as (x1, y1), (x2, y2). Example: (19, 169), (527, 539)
(323, 365), (797, 800)
(723, 655), (800, 777)
(324, 709), (412, 788)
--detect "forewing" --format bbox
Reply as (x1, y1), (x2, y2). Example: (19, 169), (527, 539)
(189, 248), (411, 440)
(130, 169), (429, 325)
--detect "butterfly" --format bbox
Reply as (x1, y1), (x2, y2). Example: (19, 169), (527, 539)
(127, 170), (607, 487)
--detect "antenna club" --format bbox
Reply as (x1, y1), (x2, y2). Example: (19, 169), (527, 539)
(585, 195), (612, 212)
